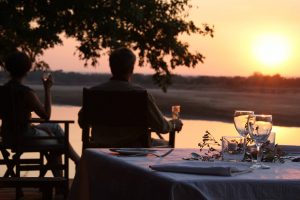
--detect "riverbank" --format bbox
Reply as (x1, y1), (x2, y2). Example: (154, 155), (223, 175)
(31, 85), (300, 127)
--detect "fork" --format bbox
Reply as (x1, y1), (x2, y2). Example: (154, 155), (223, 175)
(151, 148), (174, 158)
(129, 148), (174, 157)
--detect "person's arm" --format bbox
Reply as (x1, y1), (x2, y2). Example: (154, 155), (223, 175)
(27, 91), (50, 120)
(27, 75), (53, 120)
(43, 75), (52, 119)
(78, 108), (85, 128)
(147, 93), (172, 134)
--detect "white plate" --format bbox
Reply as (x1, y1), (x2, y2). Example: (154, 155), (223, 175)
(109, 148), (157, 156)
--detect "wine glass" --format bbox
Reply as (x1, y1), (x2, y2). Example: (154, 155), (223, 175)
(172, 105), (180, 120)
(42, 70), (51, 81)
(234, 110), (254, 138)
(171, 105), (180, 129)
(233, 110), (254, 159)
(247, 114), (272, 169)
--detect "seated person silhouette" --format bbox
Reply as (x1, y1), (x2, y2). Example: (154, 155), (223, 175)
(78, 47), (183, 147)
(0, 51), (80, 171)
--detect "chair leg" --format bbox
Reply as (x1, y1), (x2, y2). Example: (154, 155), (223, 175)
(1, 149), (16, 177)
(40, 151), (61, 177)
(13, 152), (24, 199)
(43, 151), (63, 177)
(39, 152), (47, 177)
(13, 152), (22, 177)
(4, 161), (16, 177)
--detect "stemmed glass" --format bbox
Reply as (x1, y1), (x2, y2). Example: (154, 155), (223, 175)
(42, 70), (51, 81)
(247, 114), (272, 169)
(234, 110), (254, 138)
(233, 111), (254, 158)
(171, 105), (180, 129)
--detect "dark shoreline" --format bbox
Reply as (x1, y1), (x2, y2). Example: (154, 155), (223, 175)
(28, 84), (300, 129)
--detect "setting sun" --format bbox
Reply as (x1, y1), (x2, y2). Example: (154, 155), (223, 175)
(252, 34), (291, 67)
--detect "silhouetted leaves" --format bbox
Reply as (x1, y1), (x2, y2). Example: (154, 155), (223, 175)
(198, 130), (221, 159)
(0, 0), (214, 90)
(198, 130), (286, 162)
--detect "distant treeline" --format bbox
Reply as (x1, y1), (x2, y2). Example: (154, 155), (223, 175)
(1, 70), (300, 89)
(171, 72), (300, 89)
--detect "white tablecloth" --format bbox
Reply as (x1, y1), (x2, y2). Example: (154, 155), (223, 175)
(69, 148), (300, 200)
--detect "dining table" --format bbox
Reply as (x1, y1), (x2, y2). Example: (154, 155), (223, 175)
(69, 148), (300, 200)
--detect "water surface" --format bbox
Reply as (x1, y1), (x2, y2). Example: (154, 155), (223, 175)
(3, 105), (299, 178)
(51, 105), (300, 151)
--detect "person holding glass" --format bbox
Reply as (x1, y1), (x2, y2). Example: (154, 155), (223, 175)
(78, 47), (183, 147)
(1, 51), (80, 172)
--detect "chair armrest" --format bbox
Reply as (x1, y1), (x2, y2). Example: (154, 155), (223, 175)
(28, 118), (74, 143)
(24, 136), (64, 140)
(30, 118), (74, 124)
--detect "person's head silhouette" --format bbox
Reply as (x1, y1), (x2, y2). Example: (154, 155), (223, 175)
(109, 47), (136, 81)
(5, 51), (32, 79)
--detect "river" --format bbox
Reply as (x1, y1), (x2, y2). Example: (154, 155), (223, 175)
(51, 105), (300, 151)
(3, 105), (300, 178)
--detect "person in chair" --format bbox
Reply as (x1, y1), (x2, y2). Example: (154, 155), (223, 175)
(0, 51), (80, 171)
(78, 47), (183, 147)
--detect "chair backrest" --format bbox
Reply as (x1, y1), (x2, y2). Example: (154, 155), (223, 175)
(0, 85), (20, 147)
(0, 85), (46, 148)
(81, 88), (150, 149)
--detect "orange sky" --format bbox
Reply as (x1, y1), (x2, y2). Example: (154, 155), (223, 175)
(42, 0), (300, 77)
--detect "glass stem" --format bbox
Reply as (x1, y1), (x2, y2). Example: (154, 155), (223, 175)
(256, 145), (261, 164)
(242, 136), (247, 161)
(172, 115), (178, 130)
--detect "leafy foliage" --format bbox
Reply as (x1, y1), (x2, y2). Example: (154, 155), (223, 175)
(0, 0), (213, 90)
(249, 141), (286, 163)
(198, 131), (221, 160)
(198, 130), (285, 162)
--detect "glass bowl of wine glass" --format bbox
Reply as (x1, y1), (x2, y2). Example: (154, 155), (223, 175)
(234, 110), (254, 138)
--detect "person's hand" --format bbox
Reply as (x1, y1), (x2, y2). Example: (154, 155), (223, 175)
(170, 119), (183, 132)
(42, 74), (53, 89)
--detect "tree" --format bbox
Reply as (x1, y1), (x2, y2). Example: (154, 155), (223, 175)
(0, 0), (213, 90)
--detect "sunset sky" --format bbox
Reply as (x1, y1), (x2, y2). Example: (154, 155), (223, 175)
(42, 0), (300, 77)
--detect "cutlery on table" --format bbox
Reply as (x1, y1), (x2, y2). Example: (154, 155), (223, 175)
(154, 148), (174, 158)
(144, 148), (174, 158)
(183, 152), (203, 160)
(122, 149), (174, 158)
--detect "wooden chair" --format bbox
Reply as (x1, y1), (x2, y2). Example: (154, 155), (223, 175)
(81, 88), (176, 152)
(0, 85), (73, 199)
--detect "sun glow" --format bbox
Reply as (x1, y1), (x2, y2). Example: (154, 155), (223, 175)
(252, 34), (291, 67)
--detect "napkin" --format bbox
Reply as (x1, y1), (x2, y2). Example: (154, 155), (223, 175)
(149, 162), (252, 176)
